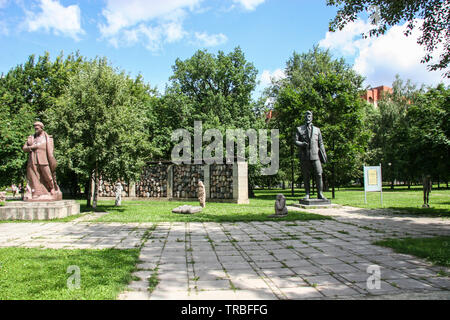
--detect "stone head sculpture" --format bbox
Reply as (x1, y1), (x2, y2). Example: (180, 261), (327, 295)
(275, 194), (288, 216)
(33, 121), (44, 135)
(305, 111), (313, 125)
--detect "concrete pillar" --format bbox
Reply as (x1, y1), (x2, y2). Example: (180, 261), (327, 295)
(203, 164), (211, 199)
(128, 182), (136, 198)
(233, 162), (249, 204)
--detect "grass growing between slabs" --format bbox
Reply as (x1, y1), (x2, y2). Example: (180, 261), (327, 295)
(84, 199), (330, 223)
(374, 236), (450, 267)
(0, 247), (140, 300)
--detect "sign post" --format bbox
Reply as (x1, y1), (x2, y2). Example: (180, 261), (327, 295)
(364, 164), (383, 206)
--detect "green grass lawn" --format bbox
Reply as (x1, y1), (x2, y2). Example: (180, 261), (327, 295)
(3, 185), (448, 222)
(256, 186), (450, 218)
(75, 185), (450, 222)
(374, 236), (450, 268)
(0, 247), (140, 300)
(84, 198), (330, 223)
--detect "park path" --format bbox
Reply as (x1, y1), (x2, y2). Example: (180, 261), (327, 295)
(0, 206), (449, 300)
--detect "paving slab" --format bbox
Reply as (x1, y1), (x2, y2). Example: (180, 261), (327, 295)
(0, 205), (448, 300)
(279, 286), (323, 299)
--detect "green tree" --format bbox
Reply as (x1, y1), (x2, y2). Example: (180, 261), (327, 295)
(272, 46), (369, 198)
(0, 105), (35, 188)
(44, 58), (152, 208)
(368, 76), (426, 188)
(327, 0), (450, 77)
(0, 52), (84, 188)
(406, 84), (449, 185)
(167, 46), (258, 130)
(162, 47), (267, 195)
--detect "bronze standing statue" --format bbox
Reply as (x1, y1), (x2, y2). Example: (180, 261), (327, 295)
(22, 121), (62, 201)
(422, 174), (432, 208)
(294, 111), (328, 200)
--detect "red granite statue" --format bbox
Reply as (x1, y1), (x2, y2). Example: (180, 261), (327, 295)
(22, 121), (62, 202)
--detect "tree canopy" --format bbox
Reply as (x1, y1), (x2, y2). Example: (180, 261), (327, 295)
(366, 76), (449, 187)
(269, 46), (370, 197)
(155, 46), (260, 160)
(0, 52), (84, 188)
(44, 57), (153, 207)
(327, 0), (450, 77)
(0, 46), (448, 200)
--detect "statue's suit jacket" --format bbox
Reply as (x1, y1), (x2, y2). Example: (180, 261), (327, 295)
(295, 125), (327, 163)
(23, 133), (57, 171)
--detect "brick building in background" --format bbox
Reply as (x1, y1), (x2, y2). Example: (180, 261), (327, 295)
(361, 85), (393, 108)
(265, 85), (394, 122)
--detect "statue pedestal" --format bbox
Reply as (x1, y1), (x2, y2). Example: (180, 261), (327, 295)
(0, 200), (80, 221)
(24, 191), (63, 202)
(292, 198), (339, 209)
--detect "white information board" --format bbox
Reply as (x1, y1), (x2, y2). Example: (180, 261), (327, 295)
(364, 165), (383, 205)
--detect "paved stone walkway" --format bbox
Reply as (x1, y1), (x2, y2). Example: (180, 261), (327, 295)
(0, 206), (449, 300)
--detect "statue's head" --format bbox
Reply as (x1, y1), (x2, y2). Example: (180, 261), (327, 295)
(305, 111), (313, 125)
(276, 194), (285, 201)
(33, 121), (44, 135)
(198, 180), (204, 187)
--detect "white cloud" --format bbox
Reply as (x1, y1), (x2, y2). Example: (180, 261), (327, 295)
(319, 19), (449, 87)
(233, 0), (265, 11)
(260, 68), (286, 88)
(99, 0), (200, 36)
(319, 19), (371, 56)
(24, 0), (84, 41)
(98, 0), (265, 51)
(99, 0), (204, 51)
(194, 31), (227, 47)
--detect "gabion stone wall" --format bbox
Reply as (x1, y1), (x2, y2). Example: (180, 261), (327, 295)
(96, 161), (248, 204)
(98, 179), (129, 197)
(173, 164), (204, 198)
(136, 165), (168, 198)
(210, 164), (233, 199)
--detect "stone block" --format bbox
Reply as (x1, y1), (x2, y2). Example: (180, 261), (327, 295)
(172, 205), (203, 214)
(0, 200), (80, 221)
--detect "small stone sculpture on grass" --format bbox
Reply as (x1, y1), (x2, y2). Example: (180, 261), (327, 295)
(115, 182), (123, 207)
(172, 205), (203, 214)
(269, 194), (288, 218)
(198, 180), (206, 208)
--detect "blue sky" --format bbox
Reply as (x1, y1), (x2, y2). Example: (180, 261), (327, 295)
(1, 0), (448, 97)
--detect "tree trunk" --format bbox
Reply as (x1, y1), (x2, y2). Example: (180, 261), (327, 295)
(86, 171), (92, 207)
(248, 184), (255, 198)
(71, 171), (79, 198)
(291, 144), (295, 197)
(323, 173), (329, 192)
(332, 164), (335, 199)
(92, 167), (98, 209)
